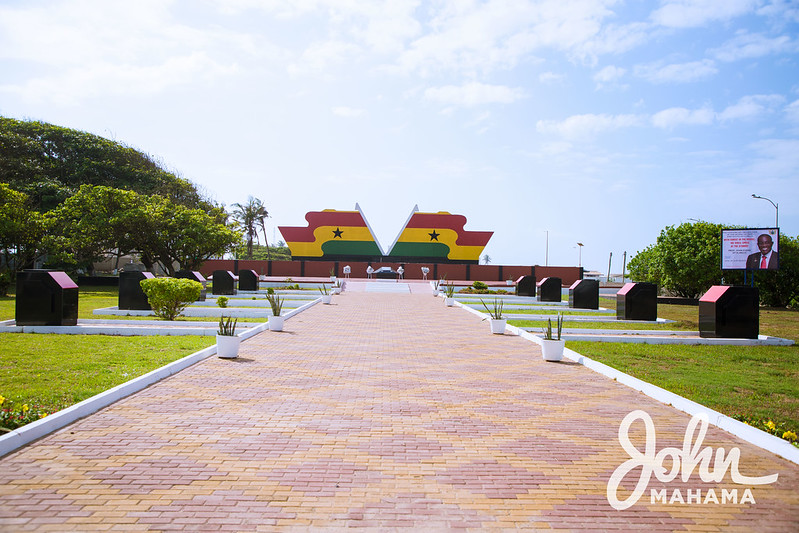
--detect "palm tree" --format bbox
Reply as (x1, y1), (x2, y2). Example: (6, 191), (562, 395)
(483, 254), (492, 265)
(231, 196), (270, 259)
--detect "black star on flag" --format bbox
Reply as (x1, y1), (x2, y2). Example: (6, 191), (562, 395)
(429, 230), (440, 241)
(333, 227), (343, 238)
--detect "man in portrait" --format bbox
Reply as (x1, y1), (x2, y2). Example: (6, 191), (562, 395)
(746, 233), (779, 270)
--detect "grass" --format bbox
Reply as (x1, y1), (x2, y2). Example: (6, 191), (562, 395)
(0, 334), (214, 414)
(0, 285), (235, 426)
(560, 297), (799, 435)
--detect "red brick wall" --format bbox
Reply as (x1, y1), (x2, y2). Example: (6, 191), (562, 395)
(199, 259), (581, 284)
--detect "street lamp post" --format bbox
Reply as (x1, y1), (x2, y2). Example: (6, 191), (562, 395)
(577, 242), (583, 267)
(752, 194), (779, 227)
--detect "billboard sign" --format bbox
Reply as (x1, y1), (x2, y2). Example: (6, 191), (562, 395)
(721, 228), (779, 270)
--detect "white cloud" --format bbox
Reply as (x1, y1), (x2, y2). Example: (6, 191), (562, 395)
(635, 59), (718, 83)
(538, 72), (565, 84)
(711, 31), (796, 62)
(391, 0), (617, 76)
(288, 40), (362, 75)
(718, 94), (784, 121)
(424, 82), (526, 107)
(332, 106), (366, 117)
(651, 107), (714, 128)
(785, 99), (799, 123)
(536, 113), (644, 139)
(593, 65), (626, 88)
(651, 0), (758, 28)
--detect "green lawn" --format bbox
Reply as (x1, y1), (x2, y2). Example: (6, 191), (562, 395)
(1, 287), (218, 429)
(562, 298), (799, 436)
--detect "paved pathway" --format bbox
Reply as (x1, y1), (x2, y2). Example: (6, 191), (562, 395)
(1, 289), (798, 531)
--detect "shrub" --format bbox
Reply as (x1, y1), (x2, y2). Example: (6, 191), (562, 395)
(216, 296), (228, 308)
(472, 281), (489, 291)
(0, 272), (11, 297)
(139, 277), (202, 320)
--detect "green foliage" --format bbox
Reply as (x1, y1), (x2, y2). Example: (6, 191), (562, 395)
(0, 183), (46, 273)
(266, 293), (284, 316)
(231, 196), (269, 259)
(319, 284), (329, 295)
(0, 272), (10, 297)
(0, 395), (53, 432)
(44, 185), (240, 276)
(233, 243), (292, 261)
(216, 296), (229, 308)
(627, 244), (663, 287)
(630, 222), (799, 306)
(480, 298), (504, 320)
(543, 313), (564, 340)
(217, 316), (238, 336)
(445, 283), (456, 297)
(0, 116), (211, 212)
(472, 281), (489, 291)
(139, 277), (202, 321)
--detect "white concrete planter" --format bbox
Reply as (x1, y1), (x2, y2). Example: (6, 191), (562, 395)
(330, 276), (337, 282)
(541, 339), (565, 361)
(489, 318), (506, 335)
(322, 294), (333, 304)
(268, 316), (284, 331)
(332, 287), (342, 295)
(216, 335), (241, 358)
(445, 297), (455, 307)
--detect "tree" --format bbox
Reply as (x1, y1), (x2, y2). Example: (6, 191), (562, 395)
(482, 254), (492, 264)
(231, 196), (270, 260)
(0, 183), (46, 275)
(124, 196), (241, 275)
(628, 222), (728, 298)
(627, 244), (663, 287)
(0, 116), (212, 212)
(45, 185), (142, 274)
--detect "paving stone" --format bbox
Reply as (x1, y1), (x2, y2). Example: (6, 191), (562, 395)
(0, 288), (797, 530)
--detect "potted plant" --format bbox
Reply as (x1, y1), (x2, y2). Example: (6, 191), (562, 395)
(329, 267), (336, 282)
(217, 316), (240, 358)
(541, 313), (565, 361)
(444, 283), (456, 306)
(267, 293), (284, 331)
(480, 298), (506, 334)
(433, 277), (444, 296)
(319, 284), (332, 304)
(332, 280), (342, 295)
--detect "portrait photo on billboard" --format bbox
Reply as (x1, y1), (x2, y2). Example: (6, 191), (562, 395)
(721, 228), (780, 270)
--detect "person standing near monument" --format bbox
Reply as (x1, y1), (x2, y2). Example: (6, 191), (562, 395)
(746, 234), (779, 270)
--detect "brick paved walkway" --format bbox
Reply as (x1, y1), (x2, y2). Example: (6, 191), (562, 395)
(1, 290), (798, 531)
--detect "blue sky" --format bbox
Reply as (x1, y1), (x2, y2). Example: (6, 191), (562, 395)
(1, 0), (797, 272)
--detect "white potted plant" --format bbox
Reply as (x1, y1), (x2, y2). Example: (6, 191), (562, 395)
(319, 284), (332, 304)
(540, 313), (565, 362)
(332, 280), (342, 295)
(267, 293), (284, 331)
(329, 267), (337, 283)
(217, 316), (240, 358)
(444, 283), (456, 306)
(480, 298), (506, 334)
(433, 278), (444, 296)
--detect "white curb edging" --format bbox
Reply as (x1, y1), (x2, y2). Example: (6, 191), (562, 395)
(0, 297), (321, 458)
(458, 300), (799, 465)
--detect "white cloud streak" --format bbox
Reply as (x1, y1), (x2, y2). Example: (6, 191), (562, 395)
(424, 82), (526, 107)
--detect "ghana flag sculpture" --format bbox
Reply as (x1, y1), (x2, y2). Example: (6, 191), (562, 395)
(277, 204), (385, 260)
(386, 206), (492, 262)
(279, 204), (492, 263)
